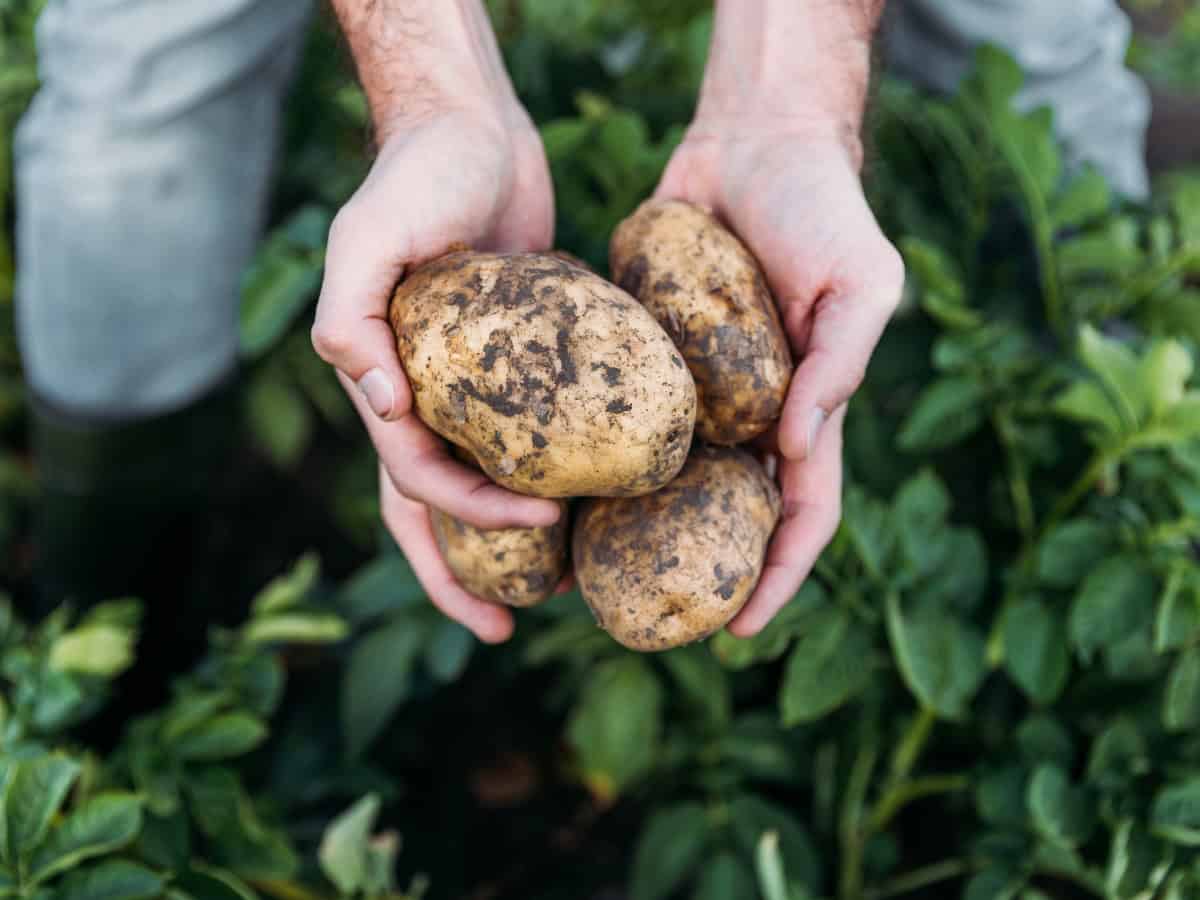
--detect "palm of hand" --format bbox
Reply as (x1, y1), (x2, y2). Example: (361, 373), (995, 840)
(655, 132), (904, 635)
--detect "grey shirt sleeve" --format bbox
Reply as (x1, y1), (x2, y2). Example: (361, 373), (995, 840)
(883, 0), (1151, 199)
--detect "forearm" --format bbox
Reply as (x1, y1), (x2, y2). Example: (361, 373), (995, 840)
(696, 0), (885, 162)
(330, 0), (519, 140)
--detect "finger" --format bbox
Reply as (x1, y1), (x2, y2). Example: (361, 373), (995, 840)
(554, 571), (576, 595)
(379, 468), (514, 643)
(776, 238), (904, 461)
(727, 405), (847, 638)
(311, 200), (413, 421)
(340, 373), (561, 529)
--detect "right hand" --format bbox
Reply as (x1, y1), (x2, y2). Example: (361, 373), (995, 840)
(312, 106), (561, 643)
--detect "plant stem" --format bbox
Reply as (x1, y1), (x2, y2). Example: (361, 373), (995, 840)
(1040, 448), (1117, 539)
(993, 407), (1036, 545)
(868, 774), (970, 831)
(863, 859), (973, 900)
(866, 708), (939, 831)
(839, 743), (879, 900)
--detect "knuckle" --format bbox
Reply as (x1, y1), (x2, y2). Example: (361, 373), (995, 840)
(875, 243), (907, 305)
(309, 322), (354, 363)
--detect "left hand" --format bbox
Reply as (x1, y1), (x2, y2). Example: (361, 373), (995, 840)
(654, 124), (905, 637)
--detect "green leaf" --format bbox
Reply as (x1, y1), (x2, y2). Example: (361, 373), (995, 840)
(661, 646), (731, 729)
(48, 624), (135, 677)
(30, 793), (142, 884)
(729, 794), (820, 893)
(1059, 218), (1142, 280)
(692, 852), (756, 900)
(1106, 820), (1168, 899)
(173, 865), (257, 900)
(318, 794), (380, 896)
(1156, 573), (1200, 651)
(779, 608), (874, 725)
(1165, 648), (1200, 732)
(2, 754), (80, 862)
(137, 809), (189, 872)
(1002, 600), (1069, 705)
(1086, 719), (1149, 788)
(341, 617), (428, 758)
(240, 250), (322, 359)
(1068, 557), (1157, 662)
(1026, 764), (1095, 848)
(1142, 340), (1193, 419)
(241, 611), (347, 646)
(841, 488), (896, 581)
(423, 621), (474, 683)
(976, 767), (1028, 828)
(885, 593), (986, 719)
(252, 553), (320, 615)
(1077, 324), (1146, 428)
(711, 582), (826, 671)
(1152, 778), (1200, 845)
(567, 657), (662, 803)
(57, 860), (164, 900)
(629, 803), (708, 900)
(246, 369), (313, 470)
(1052, 167), (1111, 230)
(966, 44), (1024, 113)
(1017, 715), (1074, 770)
(897, 377), (987, 452)
(1053, 381), (1124, 439)
(900, 237), (979, 330)
(171, 713), (268, 762)
(336, 556), (425, 625)
(1035, 519), (1113, 588)
(964, 867), (1023, 900)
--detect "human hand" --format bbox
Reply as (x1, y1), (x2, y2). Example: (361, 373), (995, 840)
(654, 126), (904, 637)
(313, 106), (561, 643)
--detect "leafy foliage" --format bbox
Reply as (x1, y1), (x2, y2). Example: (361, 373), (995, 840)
(0, 1), (1199, 898)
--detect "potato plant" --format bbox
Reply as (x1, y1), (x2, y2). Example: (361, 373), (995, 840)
(1, 1), (1199, 899)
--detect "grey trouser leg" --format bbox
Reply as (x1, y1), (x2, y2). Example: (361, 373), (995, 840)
(884, 0), (1151, 199)
(16, 0), (312, 421)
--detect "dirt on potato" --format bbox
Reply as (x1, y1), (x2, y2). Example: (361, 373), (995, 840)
(610, 199), (792, 445)
(573, 445), (781, 651)
(390, 251), (697, 498)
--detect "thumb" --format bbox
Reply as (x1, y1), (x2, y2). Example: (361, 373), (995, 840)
(311, 205), (413, 421)
(776, 247), (905, 461)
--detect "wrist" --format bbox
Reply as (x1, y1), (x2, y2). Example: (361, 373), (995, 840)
(333, 0), (523, 145)
(694, 0), (881, 166)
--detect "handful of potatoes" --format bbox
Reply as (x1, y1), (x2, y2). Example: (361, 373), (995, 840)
(388, 200), (792, 649)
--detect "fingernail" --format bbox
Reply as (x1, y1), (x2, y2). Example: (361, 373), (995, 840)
(807, 407), (827, 457)
(357, 368), (395, 419)
(764, 453), (778, 481)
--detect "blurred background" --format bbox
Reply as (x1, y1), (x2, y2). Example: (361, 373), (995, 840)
(0, 2), (1197, 900)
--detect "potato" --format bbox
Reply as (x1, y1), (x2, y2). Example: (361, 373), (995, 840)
(390, 251), (696, 497)
(431, 501), (569, 607)
(610, 199), (792, 445)
(573, 445), (781, 651)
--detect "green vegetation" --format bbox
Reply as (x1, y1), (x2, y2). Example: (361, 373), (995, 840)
(1, 3), (1200, 898)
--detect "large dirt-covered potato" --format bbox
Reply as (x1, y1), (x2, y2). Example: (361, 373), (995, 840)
(574, 445), (781, 651)
(610, 199), (792, 445)
(431, 501), (569, 608)
(390, 251), (696, 497)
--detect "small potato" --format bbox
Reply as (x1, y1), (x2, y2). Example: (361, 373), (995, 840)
(391, 251), (696, 497)
(574, 445), (781, 651)
(610, 199), (792, 445)
(431, 501), (570, 608)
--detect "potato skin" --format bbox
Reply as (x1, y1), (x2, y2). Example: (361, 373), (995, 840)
(610, 200), (792, 445)
(574, 445), (781, 651)
(390, 251), (696, 497)
(431, 502), (569, 607)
